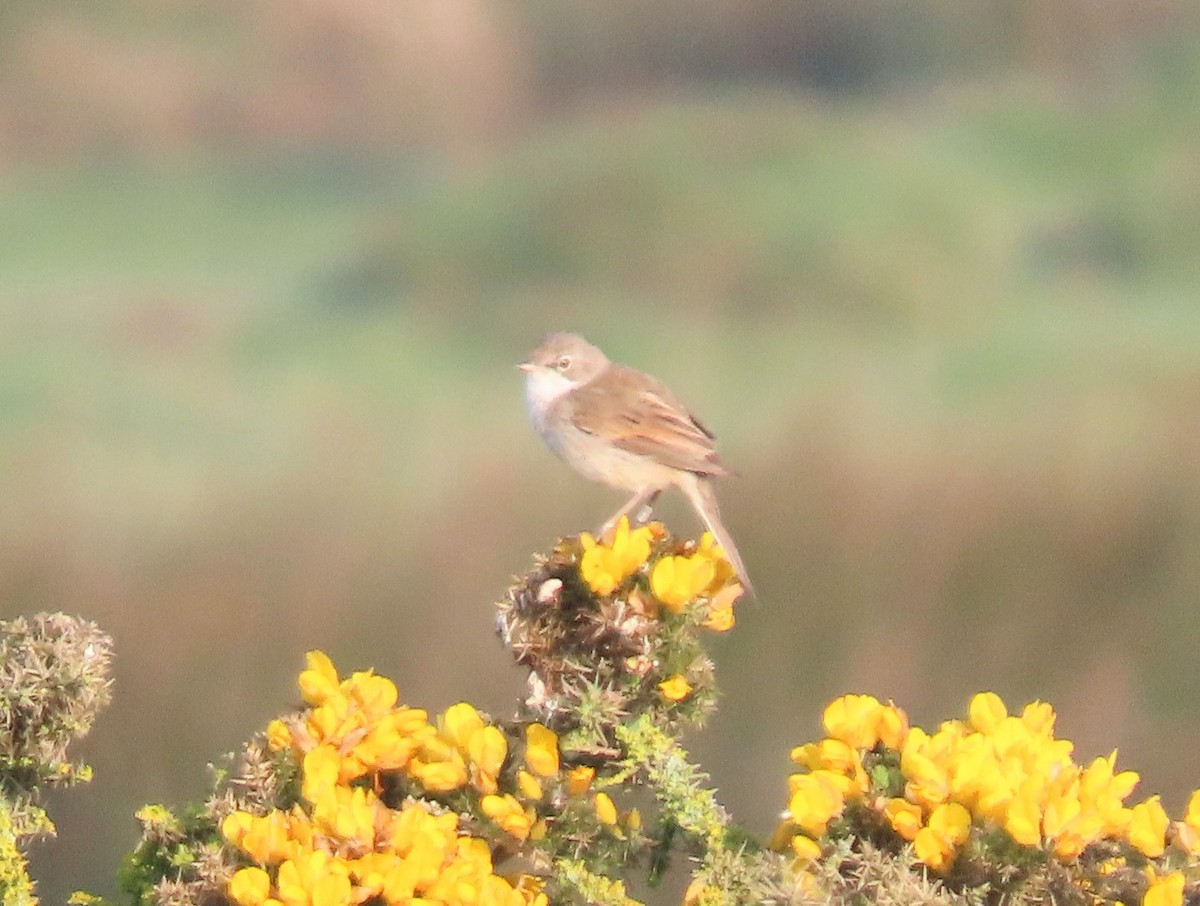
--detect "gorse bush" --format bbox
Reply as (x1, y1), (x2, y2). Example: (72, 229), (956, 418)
(0, 613), (113, 906)
(113, 520), (758, 906)
(9, 529), (1200, 906)
(774, 693), (1200, 906)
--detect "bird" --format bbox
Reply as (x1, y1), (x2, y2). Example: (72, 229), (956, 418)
(519, 331), (753, 595)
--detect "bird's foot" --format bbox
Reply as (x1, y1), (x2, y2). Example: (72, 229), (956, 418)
(597, 490), (662, 540)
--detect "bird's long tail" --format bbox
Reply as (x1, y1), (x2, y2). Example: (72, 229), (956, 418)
(680, 476), (754, 597)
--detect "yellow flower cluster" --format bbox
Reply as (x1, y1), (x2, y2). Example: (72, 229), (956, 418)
(779, 691), (1200, 906)
(225, 803), (525, 906)
(576, 520), (738, 632)
(579, 517), (657, 595)
(897, 692), (1166, 867)
(779, 694), (906, 860)
(650, 534), (739, 632)
(222, 651), (548, 906)
(472, 726), (559, 845)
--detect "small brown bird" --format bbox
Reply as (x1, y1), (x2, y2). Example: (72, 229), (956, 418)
(519, 332), (753, 594)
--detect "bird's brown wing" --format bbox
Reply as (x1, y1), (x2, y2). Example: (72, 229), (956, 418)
(567, 365), (732, 477)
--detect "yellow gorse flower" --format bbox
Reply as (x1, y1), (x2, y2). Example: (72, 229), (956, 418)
(790, 738), (868, 798)
(524, 723), (560, 777)
(650, 554), (715, 612)
(516, 770), (544, 801)
(1129, 796), (1169, 858)
(404, 701), (515, 796)
(657, 674), (693, 702)
(594, 792), (619, 826)
(441, 701), (485, 750)
(968, 691), (1008, 734)
(1143, 869), (1185, 906)
(702, 604), (736, 632)
(682, 878), (709, 905)
(467, 725), (509, 794)
(913, 802), (971, 872)
(266, 719), (292, 752)
(223, 809), (293, 865)
(823, 693), (909, 751)
(578, 516), (654, 595)
(229, 867), (271, 906)
(275, 850), (351, 906)
(297, 650), (339, 705)
(566, 765), (596, 796)
(790, 834), (822, 861)
(481, 793), (534, 841)
(883, 798), (922, 842)
(786, 773), (844, 837)
(311, 785), (379, 848)
(694, 533), (736, 587)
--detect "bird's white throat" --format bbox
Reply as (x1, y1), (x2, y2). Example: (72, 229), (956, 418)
(524, 368), (578, 432)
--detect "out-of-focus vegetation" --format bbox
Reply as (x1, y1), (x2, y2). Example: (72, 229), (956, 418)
(2, 1), (1200, 903)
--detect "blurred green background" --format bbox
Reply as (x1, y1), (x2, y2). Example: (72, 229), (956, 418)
(4, 1), (1200, 901)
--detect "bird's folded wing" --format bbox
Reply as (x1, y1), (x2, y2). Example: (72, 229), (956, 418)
(568, 370), (731, 476)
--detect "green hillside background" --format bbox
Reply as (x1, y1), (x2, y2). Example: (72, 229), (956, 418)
(3, 3), (1200, 902)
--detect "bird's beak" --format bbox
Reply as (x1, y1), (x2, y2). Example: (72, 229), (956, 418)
(517, 361), (535, 373)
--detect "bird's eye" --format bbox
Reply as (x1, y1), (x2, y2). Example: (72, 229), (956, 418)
(555, 356), (571, 371)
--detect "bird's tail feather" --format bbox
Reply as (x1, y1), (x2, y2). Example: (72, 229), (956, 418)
(681, 477), (754, 597)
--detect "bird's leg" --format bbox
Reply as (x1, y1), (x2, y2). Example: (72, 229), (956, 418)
(633, 489), (661, 526)
(598, 490), (661, 539)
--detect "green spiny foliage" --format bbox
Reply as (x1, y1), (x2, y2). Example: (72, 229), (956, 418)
(550, 858), (642, 906)
(116, 740), (290, 906)
(615, 716), (728, 848)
